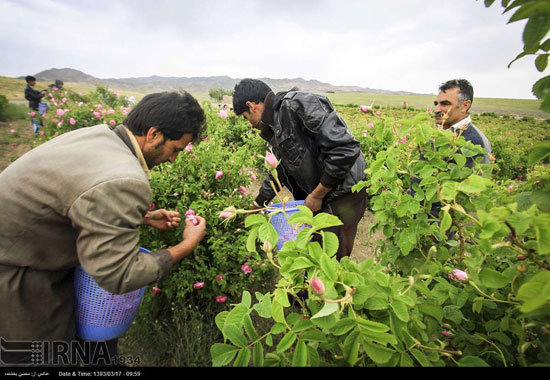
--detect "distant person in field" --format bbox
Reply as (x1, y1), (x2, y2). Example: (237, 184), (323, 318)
(24, 75), (46, 132)
(48, 79), (64, 90)
(0, 91), (207, 366)
(434, 79), (492, 166)
(233, 78), (367, 260)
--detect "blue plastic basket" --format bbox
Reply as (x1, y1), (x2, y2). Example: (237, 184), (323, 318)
(268, 200), (307, 250)
(38, 102), (48, 115)
(74, 247), (150, 341)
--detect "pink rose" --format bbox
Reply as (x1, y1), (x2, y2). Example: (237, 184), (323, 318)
(240, 186), (247, 195)
(452, 269), (468, 281)
(93, 111), (101, 119)
(218, 110), (228, 119)
(265, 151), (278, 169)
(215, 171), (223, 179)
(30, 111), (36, 117)
(185, 143), (193, 153)
(368, 123), (374, 128)
(216, 274), (223, 282)
(216, 296), (227, 303)
(441, 330), (453, 338)
(360, 105), (369, 113)
(56, 109), (65, 117)
(69, 118), (76, 125)
(149, 202), (155, 211)
(219, 206), (237, 220)
(248, 171), (257, 181)
(109, 120), (116, 126)
(9, 129), (15, 133)
(185, 209), (199, 225)
(310, 277), (326, 295)
(193, 282), (204, 289)
(152, 287), (162, 295)
(39, 130), (45, 135)
(241, 262), (252, 275)
(376, 110), (382, 115)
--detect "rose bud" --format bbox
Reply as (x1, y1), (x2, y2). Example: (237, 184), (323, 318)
(310, 277), (326, 295)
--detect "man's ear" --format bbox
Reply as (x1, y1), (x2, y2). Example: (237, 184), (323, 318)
(146, 126), (160, 142)
(461, 99), (472, 113)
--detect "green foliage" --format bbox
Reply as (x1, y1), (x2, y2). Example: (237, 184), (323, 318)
(211, 112), (550, 367)
(0, 95), (28, 121)
(209, 88), (234, 103)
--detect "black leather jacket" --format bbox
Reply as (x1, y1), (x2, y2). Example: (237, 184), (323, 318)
(255, 91), (366, 207)
(24, 84), (44, 110)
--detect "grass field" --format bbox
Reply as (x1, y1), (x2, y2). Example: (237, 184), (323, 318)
(1, 75), (545, 118)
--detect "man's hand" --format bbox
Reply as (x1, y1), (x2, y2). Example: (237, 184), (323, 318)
(305, 183), (332, 213)
(305, 193), (324, 213)
(142, 209), (181, 230)
(183, 215), (207, 247)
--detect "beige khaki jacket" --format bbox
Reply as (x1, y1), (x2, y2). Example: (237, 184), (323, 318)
(0, 124), (173, 342)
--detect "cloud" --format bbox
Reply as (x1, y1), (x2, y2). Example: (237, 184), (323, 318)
(0, 0), (542, 99)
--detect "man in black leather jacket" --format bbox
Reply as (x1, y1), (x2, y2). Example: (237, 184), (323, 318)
(233, 79), (368, 259)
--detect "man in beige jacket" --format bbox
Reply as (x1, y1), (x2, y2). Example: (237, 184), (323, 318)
(0, 91), (207, 366)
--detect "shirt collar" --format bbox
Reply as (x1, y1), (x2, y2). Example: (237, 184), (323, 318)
(438, 115), (472, 131)
(124, 126), (151, 180)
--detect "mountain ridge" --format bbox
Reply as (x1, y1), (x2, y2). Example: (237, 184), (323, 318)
(29, 67), (420, 95)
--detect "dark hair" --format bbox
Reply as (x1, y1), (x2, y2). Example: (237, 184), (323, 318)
(439, 79), (474, 104)
(25, 75), (36, 83)
(55, 80), (64, 87)
(232, 79), (272, 115)
(123, 91), (206, 142)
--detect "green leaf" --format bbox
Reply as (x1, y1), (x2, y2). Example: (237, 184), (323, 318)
(311, 302), (339, 319)
(391, 299), (409, 322)
(271, 300), (286, 323)
(532, 189), (550, 213)
(312, 213), (344, 230)
(211, 343), (240, 367)
(458, 356), (490, 367)
(292, 340), (308, 367)
(215, 311), (229, 333)
(243, 314), (259, 341)
(233, 347), (251, 367)
(226, 304), (250, 327)
(253, 293), (272, 318)
(331, 318), (357, 336)
(320, 254), (338, 281)
(296, 205), (313, 218)
(536, 222), (550, 254)
(343, 329), (361, 366)
(223, 324), (248, 347)
(322, 231), (339, 257)
(523, 14), (550, 53)
(356, 317), (391, 333)
(246, 226), (259, 253)
(252, 343), (264, 367)
(536, 54), (549, 72)
(458, 175), (487, 194)
(276, 331), (297, 353)
(365, 296), (389, 310)
(259, 223), (279, 247)
(517, 271), (550, 313)
(363, 341), (394, 365)
(242, 291), (252, 308)
(410, 348), (431, 367)
(418, 303), (443, 323)
(301, 330), (329, 342)
(274, 289), (290, 307)
(440, 210), (452, 234)
(245, 214), (267, 227)
(528, 141), (550, 166)
(479, 268), (511, 289)
(307, 346), (320, 366)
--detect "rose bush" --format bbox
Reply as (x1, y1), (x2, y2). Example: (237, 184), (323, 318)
(210, 112), (550, 367)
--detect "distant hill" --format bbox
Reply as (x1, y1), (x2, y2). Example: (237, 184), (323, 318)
(31, 67), (418, 95)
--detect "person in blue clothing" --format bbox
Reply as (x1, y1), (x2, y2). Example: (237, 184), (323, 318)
(433, 79), (492, 166)
(24, 75), (46, 133)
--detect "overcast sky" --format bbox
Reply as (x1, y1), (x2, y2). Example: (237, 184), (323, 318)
(0, 0), (544, 99)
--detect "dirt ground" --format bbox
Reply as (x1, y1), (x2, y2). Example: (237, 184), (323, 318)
(245, 170), (385, 262)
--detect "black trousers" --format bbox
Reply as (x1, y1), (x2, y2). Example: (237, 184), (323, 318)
(314, 188), (369, 260)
